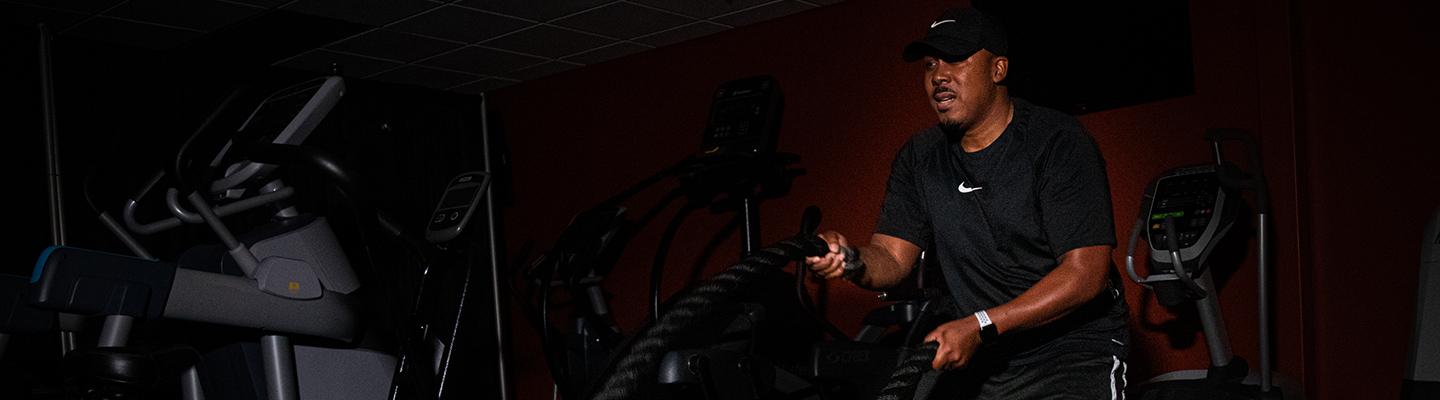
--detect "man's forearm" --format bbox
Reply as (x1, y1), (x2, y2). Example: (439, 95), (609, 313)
(852, 243), (915, 290)
(983, 245), (1112, 335)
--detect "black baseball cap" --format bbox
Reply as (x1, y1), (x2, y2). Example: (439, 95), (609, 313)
(902, 8), (1008, 62)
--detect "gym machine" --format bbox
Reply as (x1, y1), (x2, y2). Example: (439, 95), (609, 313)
(1404, 208), (1440, 399)
(519, 75), (802, 400)
(524, 76), (948, 400)
(26, 74), (407, 400)
(387, 170), (503, 400)
(1124, 129), (1283, 399)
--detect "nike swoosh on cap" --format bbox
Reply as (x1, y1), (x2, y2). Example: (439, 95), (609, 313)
(930, 19), (956, 28)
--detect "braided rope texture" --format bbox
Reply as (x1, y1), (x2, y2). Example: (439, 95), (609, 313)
(874, 341), (940, 400)
(587, 235), (826, 400)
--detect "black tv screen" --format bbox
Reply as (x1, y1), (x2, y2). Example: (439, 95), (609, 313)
(974, 0), (1195, 114)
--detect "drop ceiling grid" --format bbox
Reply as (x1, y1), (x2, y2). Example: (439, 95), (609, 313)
(286, 0), (832, 91)
(3, 0), (838, 93)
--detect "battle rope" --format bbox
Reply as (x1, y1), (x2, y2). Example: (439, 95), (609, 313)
(875, 341), (940, 400)
(586, 233), (828, 400)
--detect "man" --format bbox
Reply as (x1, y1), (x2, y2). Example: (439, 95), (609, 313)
(805, 7), (1130, 399)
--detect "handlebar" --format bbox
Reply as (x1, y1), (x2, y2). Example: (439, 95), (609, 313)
(122, 176), (295, 235)
(1163, 216), (1207, 298)
(1124, 215), (1208, 300)
(1205, 128), (1270, 213)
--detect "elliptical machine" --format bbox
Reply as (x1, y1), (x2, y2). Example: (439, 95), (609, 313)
(1124, 129), (1282, 399)
(27, 75), (404, 400)
(528, 76), (948, 400)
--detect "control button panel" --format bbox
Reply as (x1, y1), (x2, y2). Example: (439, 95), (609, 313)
(425, 171), (490, 244)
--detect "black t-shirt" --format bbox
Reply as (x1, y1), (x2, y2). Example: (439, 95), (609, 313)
(876, 98), (1128, 365)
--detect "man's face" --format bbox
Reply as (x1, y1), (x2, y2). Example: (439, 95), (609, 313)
(923, 50), (1003, 130)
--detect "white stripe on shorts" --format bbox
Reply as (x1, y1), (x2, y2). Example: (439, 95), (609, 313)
(1108, 355), (1129, 400)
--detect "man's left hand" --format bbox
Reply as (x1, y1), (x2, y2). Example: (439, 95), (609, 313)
(924, 315), (984, 370)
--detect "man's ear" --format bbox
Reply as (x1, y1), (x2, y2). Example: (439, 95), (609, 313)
(992, 56), (1009, 83)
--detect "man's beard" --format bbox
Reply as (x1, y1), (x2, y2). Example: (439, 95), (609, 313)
(939, 119), (967, 142)
(933, 86), (967, 135)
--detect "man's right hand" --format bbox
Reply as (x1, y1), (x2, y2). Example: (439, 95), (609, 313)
(804, 230), (851, 280)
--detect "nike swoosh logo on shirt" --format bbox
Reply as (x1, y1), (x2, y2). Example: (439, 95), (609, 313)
(958, 182), (983, 193)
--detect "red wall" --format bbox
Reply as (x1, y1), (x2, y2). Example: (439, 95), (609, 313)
(1293, 0), (1440, 398)
(490, 0), (1438, 399)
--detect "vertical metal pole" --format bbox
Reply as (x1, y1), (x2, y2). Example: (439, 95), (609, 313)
(741, 197), (759, 255)
(59, 327), (77, 354)
(181, 366), (206, 400)
(1258, 212), (1272, 392)
(38, 22), (80, 356)
(261, 335), (299, 400)
(479, 93), (512, 400)
(97, 315), (134, 347)
(40, 24), (65, 247)
(1194, 270), (1234, 368)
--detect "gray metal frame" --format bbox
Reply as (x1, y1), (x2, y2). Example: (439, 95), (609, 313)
(481, 92), (514, 400)
(209, 77), (346, 193)
(1123, 137), (1278, 394)
(1407, 209), (1440, 387)
(68, 73), (386, 399)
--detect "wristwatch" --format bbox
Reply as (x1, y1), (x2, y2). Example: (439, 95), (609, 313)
(975, 310), (999, 343)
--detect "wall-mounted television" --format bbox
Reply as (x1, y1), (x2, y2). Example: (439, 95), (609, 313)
(975, 0), (1195, 114)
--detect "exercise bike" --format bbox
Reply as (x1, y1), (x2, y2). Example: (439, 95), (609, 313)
(1123, 129), (1284, 399)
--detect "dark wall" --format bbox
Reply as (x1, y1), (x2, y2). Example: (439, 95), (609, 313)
(1294, 0), (1440, 398)
(4, 23), (186, 276)
(3, 22), (492, 269)
(487, 0), (1338, 398)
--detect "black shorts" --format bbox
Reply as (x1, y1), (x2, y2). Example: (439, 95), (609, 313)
(920, 351), (1128, 400)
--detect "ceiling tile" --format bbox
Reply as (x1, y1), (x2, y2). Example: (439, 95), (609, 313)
(223, 0), (291, 8)
(371, 65), (483, 89)
(455, 0), (614, 22)
(562, 41), (650, 65)
(482, 25), (613, 58)
(284, 0), (439, 26)
(372, 65), (484, 90)
(389, 5), (532, 43)
(327, 29), (462, 62)
(0, 2), (89, 31)
(713, 1), (814, 28)
(552, 2), (693, 39)
(5, 0), (126, 14)
(630, 0), (770, 19)
(105, 0), (265, 32)
(276, 49), (404, 77)
(633, 21), (727, 47)
(450, 78), (518, 94)
(499, 61), (581, 81)
(63, 17), (203, 50)
(183, 10), (372, 69)
(418, 46), (546, 76)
